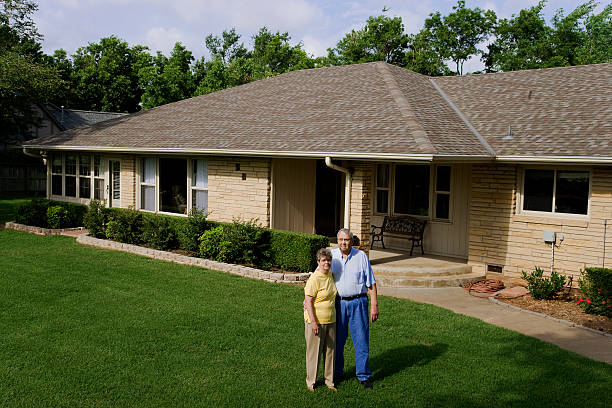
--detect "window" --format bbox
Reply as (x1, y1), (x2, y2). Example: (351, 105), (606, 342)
(375, 164), (390, 213)
(192, 159), (208, 212)
(523, 169), (589, 215)
(159, 158), (187, 214)
(50, 152), (100, 201)
(394, 165), (430, 216)
(140, 158), (156, 211)
(434, 166), (451, 220)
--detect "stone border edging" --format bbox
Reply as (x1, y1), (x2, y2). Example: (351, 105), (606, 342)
(5, 221), (86, 236)
(489, 295), (612, 338)
(76, 234), (311, 285)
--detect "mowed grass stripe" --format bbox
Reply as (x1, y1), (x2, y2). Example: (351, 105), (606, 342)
(0, 229), (610, 408)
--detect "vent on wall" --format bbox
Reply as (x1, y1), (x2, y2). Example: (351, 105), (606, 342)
(487, 264), (503, 274)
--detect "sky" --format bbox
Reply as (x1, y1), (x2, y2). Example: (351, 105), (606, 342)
(33, 0), (604, 73)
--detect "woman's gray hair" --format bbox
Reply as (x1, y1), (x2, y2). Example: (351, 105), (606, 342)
(316, 247), (332, 261)
(337, 228), (353, 239)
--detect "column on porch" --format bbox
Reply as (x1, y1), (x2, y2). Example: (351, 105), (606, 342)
(348, 162), (374, 253)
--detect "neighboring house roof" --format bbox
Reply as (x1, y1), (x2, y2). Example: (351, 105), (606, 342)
(24, 62), (612, 162)
(42, 104), (128, 130)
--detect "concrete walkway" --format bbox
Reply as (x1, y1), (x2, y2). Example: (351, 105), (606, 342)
(378, 287), (612, 364)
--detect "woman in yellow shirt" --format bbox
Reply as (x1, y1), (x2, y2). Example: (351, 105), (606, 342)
(304, 248), (338, 392)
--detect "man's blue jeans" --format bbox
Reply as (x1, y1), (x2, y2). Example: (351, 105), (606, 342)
(334, 296), (371, 381)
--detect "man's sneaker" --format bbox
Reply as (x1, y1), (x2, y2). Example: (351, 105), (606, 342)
(359, 379), (373, 389)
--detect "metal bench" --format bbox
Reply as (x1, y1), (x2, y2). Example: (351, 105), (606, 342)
(370, 215), (427, 256)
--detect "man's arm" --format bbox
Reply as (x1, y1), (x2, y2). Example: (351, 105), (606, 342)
(368, 283), (379, 322)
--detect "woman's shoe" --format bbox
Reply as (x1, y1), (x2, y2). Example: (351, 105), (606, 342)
(327, 385), (338, 392)
(307, 385), (315, 392)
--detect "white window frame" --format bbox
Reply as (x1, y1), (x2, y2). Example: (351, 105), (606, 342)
(49, 152), (101, 204)
(190, 158), (209, 214)
(518, 167), (591, 218)
(433, 165), (452, 221)
(136, 156), (208, 216)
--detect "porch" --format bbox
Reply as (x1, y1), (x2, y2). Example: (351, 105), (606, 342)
(369, 248), (484, 288)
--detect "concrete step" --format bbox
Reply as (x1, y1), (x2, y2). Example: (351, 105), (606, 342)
(373, 263), (472, 277)
(376, 272), (486, 288)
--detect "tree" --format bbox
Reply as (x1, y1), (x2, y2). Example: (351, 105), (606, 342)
(251, 27), (314, 79)
(484, 1), (611, 72)
(327, 14), (409, 66)
(418, 0), (496, 75)
(0, 0), (64, 145)
(139, 42), (195, 109)
(405, 31), (453, 76)
(70, 36), (151, 112)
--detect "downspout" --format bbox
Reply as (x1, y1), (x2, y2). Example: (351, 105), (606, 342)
(23, 147), (47, 165)
(325, 157), (351, 229)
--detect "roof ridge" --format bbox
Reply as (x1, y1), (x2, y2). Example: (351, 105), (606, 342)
(428, 78), (496, 157)
(374, 62), (436, 154)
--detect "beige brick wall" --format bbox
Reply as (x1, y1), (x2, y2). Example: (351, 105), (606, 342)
(208, 157), (271, 226)
(120, 155), (136, 209)
(468, 164), (612, 278)
(349, 161), (374, 252)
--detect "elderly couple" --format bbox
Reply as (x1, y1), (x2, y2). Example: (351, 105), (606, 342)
(303, 228), (378, 392)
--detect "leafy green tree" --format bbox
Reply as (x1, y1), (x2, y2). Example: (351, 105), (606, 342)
(327, 14), (409, 66)
(405, 31), (453, 76)
(70, 36), (151, 112)
(419, 0), (496, 75)
(0, 0), (64, 145)
(139, 42), (195, 109)
(251, 27), (314, 79)
(485, 1), (610, 72)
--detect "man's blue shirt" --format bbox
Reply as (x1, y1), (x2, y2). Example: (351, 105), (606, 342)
(331, 247), (376, 297)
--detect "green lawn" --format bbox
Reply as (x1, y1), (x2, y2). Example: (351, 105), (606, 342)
(1, 229), (610, 408)
(0, 197), (32, 224)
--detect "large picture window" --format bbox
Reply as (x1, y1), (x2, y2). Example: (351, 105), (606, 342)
(523, 169), (589, 215)
(138, 157), (208, 215)
(394, 165), (430, 216)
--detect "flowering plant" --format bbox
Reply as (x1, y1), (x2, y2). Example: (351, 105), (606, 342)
(577, 295), (612, 317)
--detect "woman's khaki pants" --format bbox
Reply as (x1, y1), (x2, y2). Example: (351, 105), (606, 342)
(305, 322), (336, 388)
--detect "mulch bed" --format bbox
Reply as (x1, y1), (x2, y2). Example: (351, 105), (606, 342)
(497, 293), (612, 335)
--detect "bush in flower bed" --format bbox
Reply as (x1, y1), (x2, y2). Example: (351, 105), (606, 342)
(84, 203), (328, 272)
(15, 198), (87, 228)
(521, 267), (567, 300)
(577, 267), (612, 317)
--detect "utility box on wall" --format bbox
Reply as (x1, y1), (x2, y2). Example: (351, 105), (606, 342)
(543, 230), (556, 244)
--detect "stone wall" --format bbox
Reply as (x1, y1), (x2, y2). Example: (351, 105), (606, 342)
(468, 164), (612, 278)
(349, 161), (374, 252)
(208, 157), (271, 226)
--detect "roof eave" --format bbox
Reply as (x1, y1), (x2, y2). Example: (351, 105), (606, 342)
(496, 155), (612, 165)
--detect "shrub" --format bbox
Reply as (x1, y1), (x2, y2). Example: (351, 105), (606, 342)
(521, 267), (567, 300)
(105, 208), (142, 244)
(83, 200), (109, 238)
(15, 199), (86, 228)
(15, 198), (49, 227)
(199, 226), (226, 260)
(178, 208), (211, 254)
(46, 206), (69, 229)
(578, 267), (612, 317)
(141, 215), (177, 250)
(269, 229), (329, 272)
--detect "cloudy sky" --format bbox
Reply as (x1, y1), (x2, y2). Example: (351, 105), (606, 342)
(34, 0), (601, 73)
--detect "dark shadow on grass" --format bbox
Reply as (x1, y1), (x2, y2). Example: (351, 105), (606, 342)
(341, 343), (448, 382)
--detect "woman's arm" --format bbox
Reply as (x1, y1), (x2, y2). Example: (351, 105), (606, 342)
(304, 295), (318, 335)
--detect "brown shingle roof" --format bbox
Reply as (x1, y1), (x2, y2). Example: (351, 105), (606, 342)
(23, 62), (490, 158)
(432, 63), (612, 158)
(25, 61), (611, 160)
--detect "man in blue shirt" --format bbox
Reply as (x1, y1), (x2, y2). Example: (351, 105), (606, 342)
(331, 228), (378, 389)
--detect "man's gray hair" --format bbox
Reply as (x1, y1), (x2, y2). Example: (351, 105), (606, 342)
(337, 228), (354, 239)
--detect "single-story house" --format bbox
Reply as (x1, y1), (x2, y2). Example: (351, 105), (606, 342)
(22, 62), (612, 279)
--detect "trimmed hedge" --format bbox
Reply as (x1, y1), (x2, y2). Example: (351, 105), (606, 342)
(269, 229), (330, 272)
(15, 199), (87, 228)
(83, 204), (328, 273)
(578, 267), (612, 317)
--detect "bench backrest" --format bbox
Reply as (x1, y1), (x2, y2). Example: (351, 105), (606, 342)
(382, 216), (427, 235)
